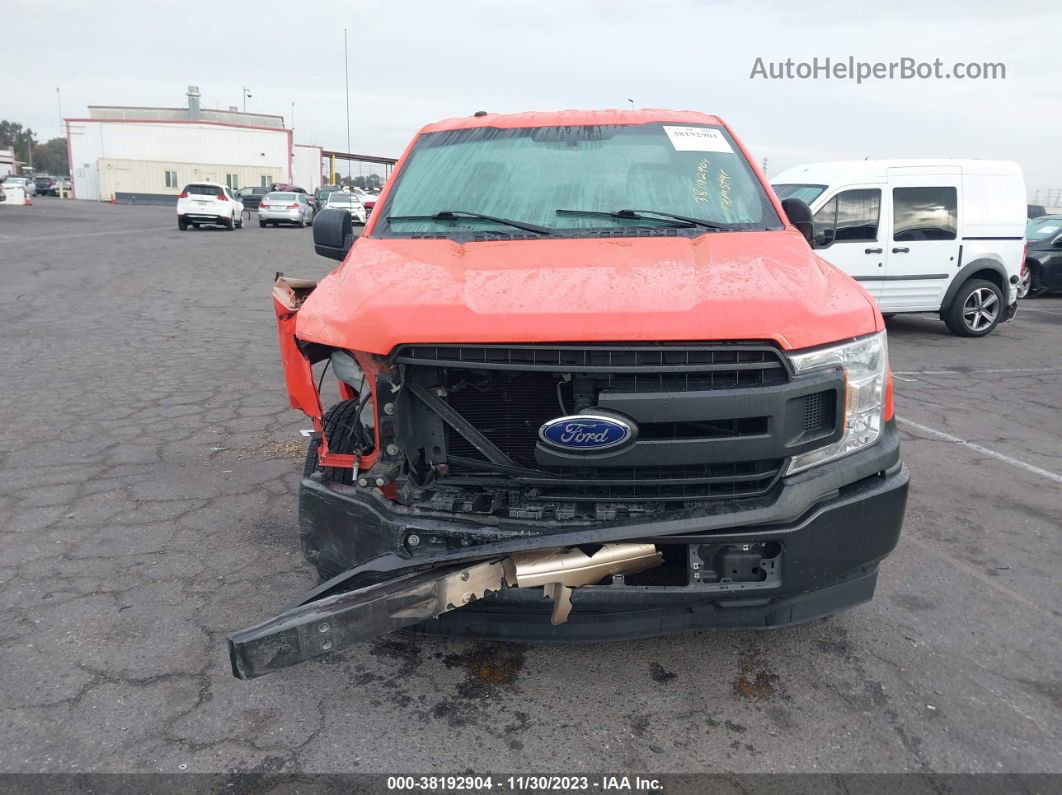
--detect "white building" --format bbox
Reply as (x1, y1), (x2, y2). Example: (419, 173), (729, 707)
(0, 147), (15, 178)
(66, 86), (322, 202)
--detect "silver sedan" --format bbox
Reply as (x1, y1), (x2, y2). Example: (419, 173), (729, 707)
(258, 192), (314, 227)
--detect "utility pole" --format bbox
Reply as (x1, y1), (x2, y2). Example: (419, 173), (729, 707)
(56, 87), (63, 138)
(344, 27), (352, 183)
(242, 87), (252, 113)
(291, 101), (295, 132)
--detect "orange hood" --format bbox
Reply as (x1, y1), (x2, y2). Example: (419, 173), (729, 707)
(294, 229), (882, 354)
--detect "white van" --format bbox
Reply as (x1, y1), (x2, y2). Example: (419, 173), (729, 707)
(773, 160), (1026, 337)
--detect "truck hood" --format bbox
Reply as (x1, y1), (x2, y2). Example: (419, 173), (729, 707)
(295, 230), (881, 353)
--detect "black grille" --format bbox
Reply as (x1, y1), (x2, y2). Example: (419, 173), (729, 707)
(394, 343), (836, 513)
(804, 391), (831, 434)
(394, 343), (789, 388)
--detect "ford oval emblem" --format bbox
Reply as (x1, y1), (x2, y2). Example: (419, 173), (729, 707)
(538, 414), (635, 452)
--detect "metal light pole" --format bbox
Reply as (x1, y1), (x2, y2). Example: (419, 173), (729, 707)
(291, 101), (295, 132)
(242, 87), (252, 112)
(344, 28), (352, 183)
(56, 87), (63, 138)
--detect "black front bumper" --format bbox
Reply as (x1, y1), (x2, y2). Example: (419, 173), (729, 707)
(227, 424), (906, 677)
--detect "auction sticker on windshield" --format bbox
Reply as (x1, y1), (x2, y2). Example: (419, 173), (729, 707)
(663, 125), (734, 153)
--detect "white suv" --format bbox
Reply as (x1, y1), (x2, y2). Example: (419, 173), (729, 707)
(177, 183), (244, 231)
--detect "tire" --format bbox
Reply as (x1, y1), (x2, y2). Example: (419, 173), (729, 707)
(297, 218), (306, 228)
(225, 214), (235, 231)
(303, 399), (366, 486)
(303, 399), (367, 582)
(944, 279), (1004, 337)
(1024, 263), (1047, 298)
(259, 219), (266, 228)
(177, 218), (188, 231)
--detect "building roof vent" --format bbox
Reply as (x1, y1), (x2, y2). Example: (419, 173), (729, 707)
(187, 85), (201, 120)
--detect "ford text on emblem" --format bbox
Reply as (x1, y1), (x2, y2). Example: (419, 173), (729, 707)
(538, 415), (635, 452)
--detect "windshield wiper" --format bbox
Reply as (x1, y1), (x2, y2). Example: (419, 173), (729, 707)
(387, 210), (555, 236)
(556, 208), (727, 231)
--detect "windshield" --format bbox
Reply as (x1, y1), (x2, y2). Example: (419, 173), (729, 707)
(1027, 217), (1062, 242)
(376, 123), (781, 238)
(772, 183), (827, 204)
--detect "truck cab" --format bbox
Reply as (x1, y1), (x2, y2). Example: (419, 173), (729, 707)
(228, 110), (908, 680)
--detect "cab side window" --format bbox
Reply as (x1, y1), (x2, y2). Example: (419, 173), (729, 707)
(893, 187), (957, 241)
(813, 189), (880, 247)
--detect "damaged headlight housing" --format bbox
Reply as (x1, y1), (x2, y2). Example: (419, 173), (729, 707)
(785, 331), (889, 474)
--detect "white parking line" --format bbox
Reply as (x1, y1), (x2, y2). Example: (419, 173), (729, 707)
(893, 367), (1062, 376)
(1, 226), (173, 244)
(897, 417), (1062, 485)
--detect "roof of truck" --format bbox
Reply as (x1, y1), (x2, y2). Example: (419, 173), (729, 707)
(420, 108), (725, 133)
(773, 159), (1022, 186)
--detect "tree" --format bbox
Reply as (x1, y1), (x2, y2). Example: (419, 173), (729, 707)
(0, 120), (38, 167)
(32, 138), (69, 176)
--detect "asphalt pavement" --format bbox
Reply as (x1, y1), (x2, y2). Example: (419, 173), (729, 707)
(0, 199), (1059, 775)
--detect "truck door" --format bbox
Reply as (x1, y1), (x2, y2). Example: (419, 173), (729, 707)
(811, 186), (886, 299)
(881, 174), (962, 311)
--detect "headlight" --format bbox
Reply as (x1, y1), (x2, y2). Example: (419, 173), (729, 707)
(785, 332), (889, 474)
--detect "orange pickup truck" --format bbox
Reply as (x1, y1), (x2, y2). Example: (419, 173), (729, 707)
(228, 109), (907, 679)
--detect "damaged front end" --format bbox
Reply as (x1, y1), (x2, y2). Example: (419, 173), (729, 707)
(228, 278), (907, 679)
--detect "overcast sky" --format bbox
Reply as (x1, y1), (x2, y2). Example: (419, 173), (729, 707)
(6, 0), (1060, 200)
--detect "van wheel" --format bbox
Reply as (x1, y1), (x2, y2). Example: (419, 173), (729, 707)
(944, 279), (1003, 337)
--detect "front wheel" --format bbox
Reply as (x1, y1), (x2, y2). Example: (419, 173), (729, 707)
(944, 279), (1003, 337)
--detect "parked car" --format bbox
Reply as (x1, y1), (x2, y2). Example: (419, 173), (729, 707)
(1021, 215), (1062, 297)
(33, 175), (57, 196)
(313, 185), (344, 217)
(55, 177), (72, 194)
(258, 191), (314, 227)
(176, 183), (244, 230)
(773, 159), (1026, 337)
(321, 190), (367, 223)
(236, 186), (269, 210)
(361, 192), (380, 217)
(1028, 204), (1047, 219)
(3, 176), (35, 197)
(225, 109), (909, 680)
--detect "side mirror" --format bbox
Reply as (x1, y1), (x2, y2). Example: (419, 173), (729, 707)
(313, 208), (358, 261)
(780, 198), (814, 245)
(1053, 236), (1062, 248)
